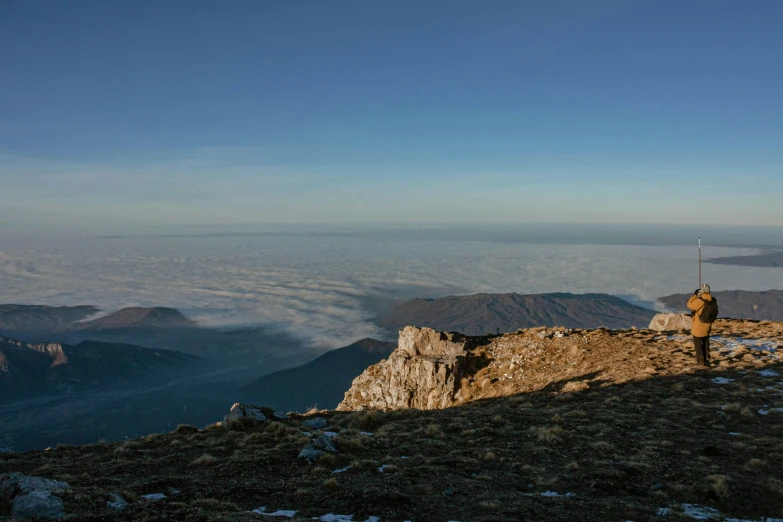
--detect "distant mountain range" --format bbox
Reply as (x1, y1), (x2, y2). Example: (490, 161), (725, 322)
(72, 306), (193, 330)
(240, 338), (396, 412)
(705, 251), (783, 267)
(658, 289), (783, 321)
(0, 335), (196, 403)
(0, 305), (191, 339)
(0, 305), (98, 340)
(377, 292), (658, 335)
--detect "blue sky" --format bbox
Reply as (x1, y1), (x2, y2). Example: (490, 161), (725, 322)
(1, 0), (782, 228)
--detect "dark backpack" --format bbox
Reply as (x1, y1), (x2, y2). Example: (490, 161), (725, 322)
(699, 297), (719, 323)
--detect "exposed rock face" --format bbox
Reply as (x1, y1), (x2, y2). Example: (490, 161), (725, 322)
(223, 403), (266, 425)
(337, 327), (476, 411)
(648, 313), (693, 332)
(0, 472), (70, 520)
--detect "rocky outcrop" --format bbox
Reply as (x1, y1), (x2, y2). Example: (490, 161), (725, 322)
(337, 326), (476, 411)
(0, 472), (70, 520)
(648, 313), (693, 332)
(223, 403), (267, 425)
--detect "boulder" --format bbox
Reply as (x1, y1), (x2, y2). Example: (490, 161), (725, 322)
(302, 417), (327, 430)
(313, 434), (338, 453)
(107, 493), (128, 511)
(337, 326), (475, 411)
(298, 445), (325, 462)
(0, 472), (70, 520)
(648, 313), (692, 332)
(223, 403), (266, 425)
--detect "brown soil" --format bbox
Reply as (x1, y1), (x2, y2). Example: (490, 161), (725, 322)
(2, 319), (782, 521)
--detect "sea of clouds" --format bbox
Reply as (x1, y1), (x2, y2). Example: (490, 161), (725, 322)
(0, 227), (779, 349)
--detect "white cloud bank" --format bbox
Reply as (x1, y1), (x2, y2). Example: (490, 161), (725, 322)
(0, 231), (778, 348)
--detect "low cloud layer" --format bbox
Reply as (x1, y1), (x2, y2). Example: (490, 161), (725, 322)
(0, 231), (777, 349)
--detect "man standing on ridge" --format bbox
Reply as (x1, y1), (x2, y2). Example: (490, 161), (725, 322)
(687, 283), (719, 367)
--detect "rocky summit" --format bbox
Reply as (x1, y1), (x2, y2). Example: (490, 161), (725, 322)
(1, 319), (782, 521)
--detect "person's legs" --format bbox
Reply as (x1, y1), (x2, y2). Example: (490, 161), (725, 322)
(693, 336), (707, 366)
(704, 336), (711, 365)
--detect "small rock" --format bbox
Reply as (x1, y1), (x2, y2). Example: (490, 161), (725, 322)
(223, 403), (266, 425)
(107, 493), (128, 511)
(298, 445), (326, 462)
(273, 411), (289, 420)
(303, 417), (327, 430)
(313, 434), (338, 453)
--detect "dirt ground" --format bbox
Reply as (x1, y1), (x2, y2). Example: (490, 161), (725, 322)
(2, 319), (782, 521)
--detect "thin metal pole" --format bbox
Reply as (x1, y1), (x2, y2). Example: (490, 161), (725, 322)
(698, 237), (702, 289)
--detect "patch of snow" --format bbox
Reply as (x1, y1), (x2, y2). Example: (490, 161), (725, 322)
(378, 464), (390, 473)
(725, 518), (783, 522)
(301, 431), (313, 437)
(141, 493), (167, 501)
(540, 490), (576, 498)
(399, 456), (409, 459)
(313, 515), (354, 522)
(759, 409), (770, 415)
(657, 507), (671, 516)
(729, 432), (740, 436)
(322, 431), (339, 438)
(680, 503), (721, 520)
(253, 507), (298, 517)
(359, 432), (374, 436)
(712, 337), (779, 353)
(711, 377), (734, 384)
(332, 465), (352, 474)
(758, 369), (780, 377)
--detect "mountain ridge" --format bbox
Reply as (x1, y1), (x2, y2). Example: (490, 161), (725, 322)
(658, 289), (783, 321)
(378, 292), (657, 335)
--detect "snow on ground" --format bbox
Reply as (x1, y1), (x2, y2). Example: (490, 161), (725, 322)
(674, 502), (783, 521)
(252, 507), (297, 517)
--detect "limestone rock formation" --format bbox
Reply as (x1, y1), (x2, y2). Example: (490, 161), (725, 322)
(337, 326), (476, 411)
(0, 472), (70, 520)
(648, 313), (693, 332)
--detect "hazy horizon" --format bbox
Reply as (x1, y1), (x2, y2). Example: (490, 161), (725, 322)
(2, 223), (781, 349)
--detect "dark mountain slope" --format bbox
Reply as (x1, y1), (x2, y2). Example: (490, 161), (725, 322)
(241, 338), (395, 411)
(378, 292), (657, 335)
(0, 305), (98, 340)
(72, 307), (193, 330)
(659, 289), (783, 321)
(0, 336), (196, 403)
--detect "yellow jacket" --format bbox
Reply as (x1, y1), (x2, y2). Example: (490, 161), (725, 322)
(687, 293), (714, 337)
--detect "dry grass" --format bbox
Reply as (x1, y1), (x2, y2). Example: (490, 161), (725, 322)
(530, 425), (564, 443)
(708, 474), (729, 498)
(190, 453), (219, 466)
(2, 320), (782, 521)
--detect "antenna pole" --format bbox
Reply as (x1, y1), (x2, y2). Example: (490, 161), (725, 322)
(698, 237), (702, 289)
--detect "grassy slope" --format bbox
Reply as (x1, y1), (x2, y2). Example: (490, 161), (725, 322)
(1, 319), (782, 521)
